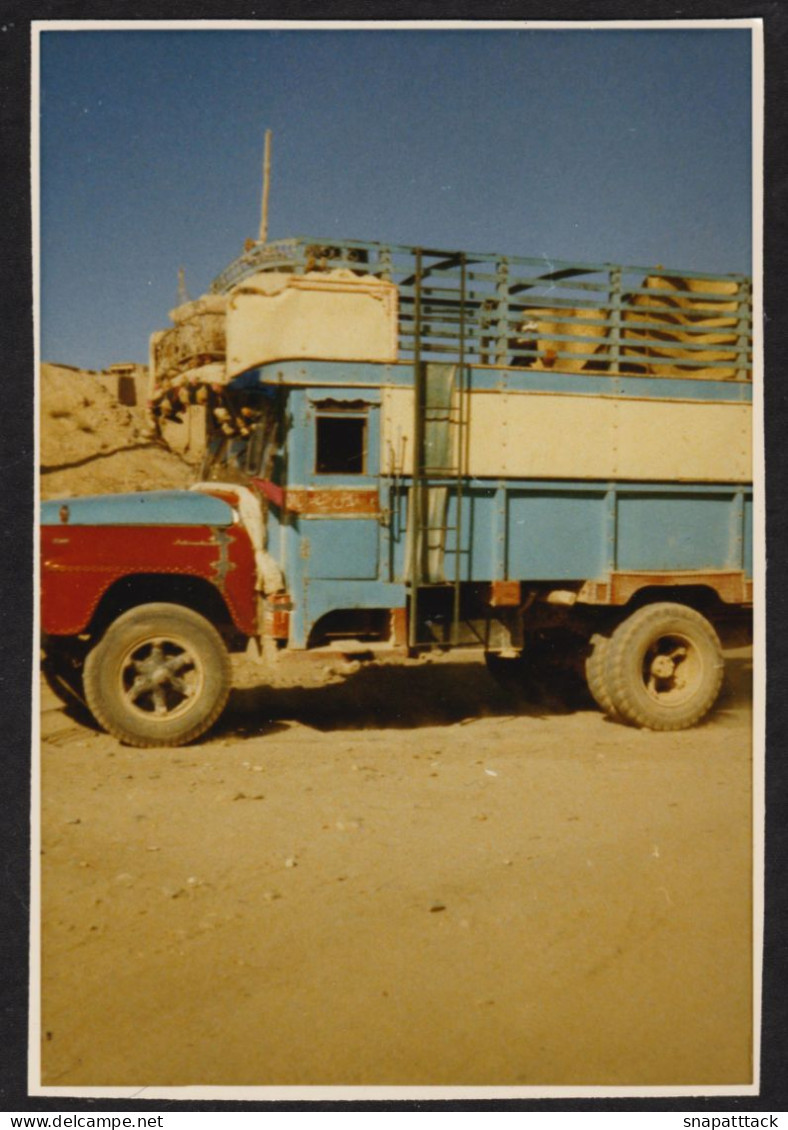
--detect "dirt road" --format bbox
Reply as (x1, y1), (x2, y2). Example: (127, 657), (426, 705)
(37, 645), (753, 1091)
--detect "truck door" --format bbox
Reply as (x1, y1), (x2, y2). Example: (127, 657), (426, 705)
(302, 391), (382, 582)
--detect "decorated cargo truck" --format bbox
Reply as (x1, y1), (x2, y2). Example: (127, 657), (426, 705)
(40, 238), (754, 746)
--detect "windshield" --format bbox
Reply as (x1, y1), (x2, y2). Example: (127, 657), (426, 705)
(199, 388), (281, 485)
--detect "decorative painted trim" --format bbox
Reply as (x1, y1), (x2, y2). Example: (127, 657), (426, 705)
(251, 478), (379, 517)
(284, 488), (380, 517)
(578, 569), (751, 606)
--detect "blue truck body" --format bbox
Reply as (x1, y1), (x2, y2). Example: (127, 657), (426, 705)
(235, 361), (752, 649)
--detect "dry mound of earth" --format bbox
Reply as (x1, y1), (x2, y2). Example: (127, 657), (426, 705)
(40, 363), (197, 500)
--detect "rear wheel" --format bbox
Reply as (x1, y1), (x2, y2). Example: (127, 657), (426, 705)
(584, 633), (618, 719)
(83, 603), (231, 747)
(604, 603), (724, 731)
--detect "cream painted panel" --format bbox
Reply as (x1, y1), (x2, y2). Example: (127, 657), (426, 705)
(381, 387), (416, 475)
(381, 387), (751, 482)
(614, 399), (751, 481)
(468, 393), (619, 478)
(226, 270), (398, 377)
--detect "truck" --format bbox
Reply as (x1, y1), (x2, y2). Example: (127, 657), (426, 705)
(40, 237), (754, 747)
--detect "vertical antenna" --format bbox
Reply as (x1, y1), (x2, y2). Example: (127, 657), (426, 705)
(259, 129), (272, 244)
(177, 266), (189, 305)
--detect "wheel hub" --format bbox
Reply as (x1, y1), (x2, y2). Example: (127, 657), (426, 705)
(120, 637), (202, 720)
(644, 636), (698, 703)
(649, 646), (688, 681)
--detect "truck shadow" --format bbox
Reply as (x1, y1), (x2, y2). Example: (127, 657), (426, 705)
(222, 660), (598, 738)
(713, 653), (753, 715)
(39, 652), (752, 743)
(221, 652), (753, 739)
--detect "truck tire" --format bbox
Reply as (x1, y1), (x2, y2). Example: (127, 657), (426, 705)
(604, 603), (724, 731)
(83, 603), (231, 748)
(584, 633), (619, 719)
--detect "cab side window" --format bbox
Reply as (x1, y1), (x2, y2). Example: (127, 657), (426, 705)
(315, 412), (367, 475)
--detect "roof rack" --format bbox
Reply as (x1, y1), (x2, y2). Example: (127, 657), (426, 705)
(211, 237), (752, 380)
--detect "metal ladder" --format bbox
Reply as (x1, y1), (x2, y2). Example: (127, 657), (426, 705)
(407, 250), (470, 648)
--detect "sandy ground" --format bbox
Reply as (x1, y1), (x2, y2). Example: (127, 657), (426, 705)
(38, 363), (754, 1091)
(38, 647), (753, 1090)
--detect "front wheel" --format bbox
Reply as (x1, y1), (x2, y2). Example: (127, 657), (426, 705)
(83, 603), (231, 747)
(603, 603), (724, 731)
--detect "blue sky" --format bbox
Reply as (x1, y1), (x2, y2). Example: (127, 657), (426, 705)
(38, 24), (755, 369)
